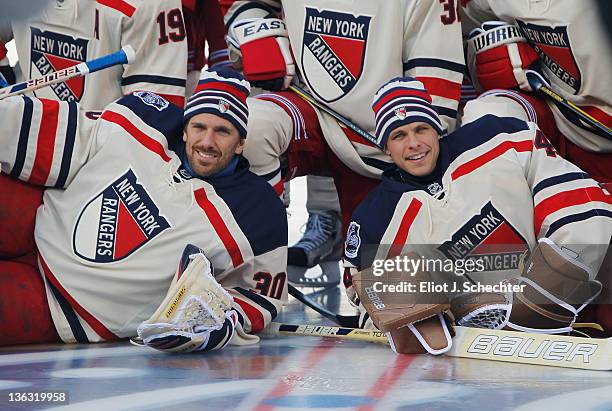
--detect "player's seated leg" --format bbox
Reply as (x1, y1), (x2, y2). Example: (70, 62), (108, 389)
(137, 244), (239, 353)
(0, 252), (60, 346)
(288, 175), (342, 268)
(0, 173), (44, 259)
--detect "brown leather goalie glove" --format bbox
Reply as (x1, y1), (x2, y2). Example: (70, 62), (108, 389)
(506, 238), (603, 334)
(352, 254), (454, 355)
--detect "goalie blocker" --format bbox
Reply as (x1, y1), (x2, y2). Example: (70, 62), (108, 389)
(352, 253), (454, 355)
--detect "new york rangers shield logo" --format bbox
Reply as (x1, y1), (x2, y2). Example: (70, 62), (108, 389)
(73, 169), (171, 263)
(30, 27), (89, 102)
(302, 8), (372, 102)
(516, 21), (581, 94)
(438, 202), (528, 271)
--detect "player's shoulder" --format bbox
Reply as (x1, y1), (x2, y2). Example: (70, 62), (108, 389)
(96, 0), (178, 19)
(352, 178), (406, 241)
(447, 114), (532, 155)
(109, 91), (183, 141)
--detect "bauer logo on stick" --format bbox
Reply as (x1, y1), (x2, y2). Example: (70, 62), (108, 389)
(301, 7), (372, 102)
(73, 168), (171, 263)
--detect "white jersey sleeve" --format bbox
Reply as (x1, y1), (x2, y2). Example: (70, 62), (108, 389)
(120, 0), (188, 106)
(402, 0), (465, 132)
(0, 96), (98, 188)
(521, 123), (612, 274)
(224, 0), (282, 27)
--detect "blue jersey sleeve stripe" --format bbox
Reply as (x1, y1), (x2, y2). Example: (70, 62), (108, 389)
(532, 172), (591, 197)
(544, 209), (612, 237)
(234, 287), (278, 319)
(403, 58), (465, 74)
(54, 101), (78, 188)
(9, 96), (33, 179)
(121, 75), (186, 87)
(48, 281), (89, 343)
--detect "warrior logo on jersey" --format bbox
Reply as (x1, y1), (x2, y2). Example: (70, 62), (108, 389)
(73, 169), (171, 263)
(30, 27), (89, 102)
(516, 21), (581, 94)
(302, 8), (372, 102)
(345, 221), (362, 259)
(438, 202), (528, 271)
(134, 91), (169, 112)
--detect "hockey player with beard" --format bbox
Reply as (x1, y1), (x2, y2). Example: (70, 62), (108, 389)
(0, 70), (287, 352)
(344, 78), (611, 353)
(223, 0), (465, 272)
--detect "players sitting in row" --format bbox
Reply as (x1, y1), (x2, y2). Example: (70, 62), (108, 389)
(0, 70), (287, 352)
(344, 77), (612, 354)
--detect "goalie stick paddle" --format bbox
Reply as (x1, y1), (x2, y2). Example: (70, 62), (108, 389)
(288, 284), (360, 328)
(289, 84), (380, 146)
(266, 322), (612, 371)
(0, 45), (136, 100)
(526, 71), (612, 141)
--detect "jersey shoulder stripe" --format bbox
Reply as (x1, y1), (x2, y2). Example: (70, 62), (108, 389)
(29, 99), (60, 185)
(532, 171), (591, 196)
(545, 209), (612, 237)
(96, 0), (136, 18)
(54, 102), (78, 188)
(114, 93), (184, 147)
(9, 97), (34, 179)
(121, 75), (187, 88)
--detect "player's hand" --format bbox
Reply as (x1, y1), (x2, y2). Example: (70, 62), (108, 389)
(136, 246), (238, 353)
(227, 18), (295, 91)
(467, 21), (541, 92)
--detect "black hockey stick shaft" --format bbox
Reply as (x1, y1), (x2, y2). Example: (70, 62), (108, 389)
(288, 284), (359, 328)
(289, 84), (380, 146)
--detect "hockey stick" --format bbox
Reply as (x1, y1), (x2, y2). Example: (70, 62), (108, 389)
(0, 45), (136, 100)
(266, 321), (612, 371)
(289, 84), (380, 146)
(288, 284), (360, 328)
(526, 71), (612, 141)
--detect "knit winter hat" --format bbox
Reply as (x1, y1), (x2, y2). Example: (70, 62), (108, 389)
(184, 69), (251, 138)
(372, 77), (445, 149)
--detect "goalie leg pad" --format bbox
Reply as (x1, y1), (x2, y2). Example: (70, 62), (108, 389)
(507, 238), (603, 334)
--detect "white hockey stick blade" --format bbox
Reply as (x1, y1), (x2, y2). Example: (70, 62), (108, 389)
(448, 326), (612, 371)
(266, 322), (611, 371)
(0, 45), (135, 100)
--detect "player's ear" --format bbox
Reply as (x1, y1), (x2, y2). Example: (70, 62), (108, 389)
(183, 131), (187, 142)
(234, 138), (246, 155)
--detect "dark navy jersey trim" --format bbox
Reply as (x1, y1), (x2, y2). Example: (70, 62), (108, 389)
(48, 281), (89, 343)
(121, 75), (186, 87)
(10, 96), (33, 179)
(362, 156), (394, 172)
(234, 287), (278, 319)
(403, 58), (465, 74)
(434, 105), (458, 119)
(55, 101), (78, 188)
(532, 172), (591, 197)
(545, 209), (612, 237)
(115, 93), (184, 146)
(211, 161), (287, 257)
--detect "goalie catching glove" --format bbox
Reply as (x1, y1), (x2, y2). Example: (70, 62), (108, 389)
(136, 244), (239, 353)
(506, 238), (603, 334)
(467, 21), (542, 92)
(227, 18), (295, 90)
(352, 254), (454, 355)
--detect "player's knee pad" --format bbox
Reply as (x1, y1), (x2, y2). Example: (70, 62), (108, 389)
(0, 174), (44, 258)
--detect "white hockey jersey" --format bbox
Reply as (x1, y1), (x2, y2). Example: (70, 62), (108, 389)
(226, 0), (465, 178)
(1, 0), (188, 108)
(345, 110), (612, 327)
(0, 92), (287, 343)
(461, 0), (612, 153)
